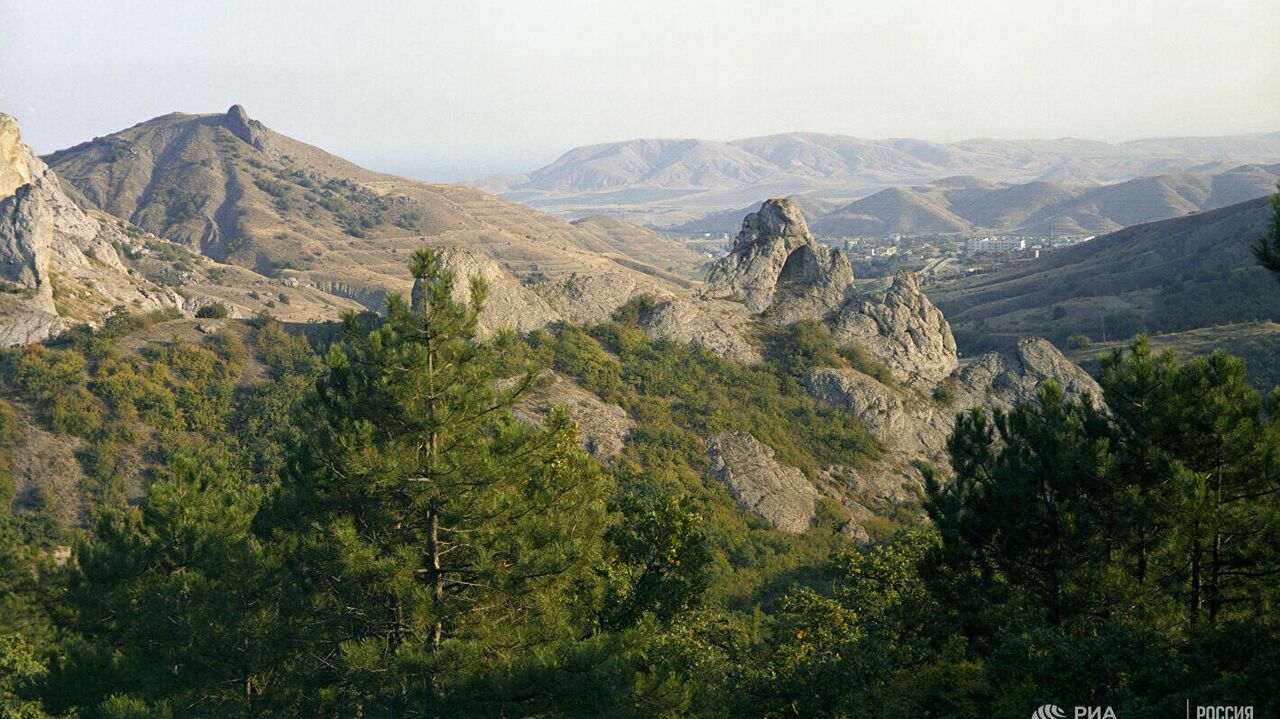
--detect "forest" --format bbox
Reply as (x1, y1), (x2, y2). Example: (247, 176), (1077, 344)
(1, 248), (1277, 718)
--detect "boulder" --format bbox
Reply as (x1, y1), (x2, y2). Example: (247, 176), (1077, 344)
(705, 431), (819, 533)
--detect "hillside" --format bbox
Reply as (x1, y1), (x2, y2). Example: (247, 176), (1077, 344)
(43, 106), (693, 310)
(568, 215), (708, 277)
(475, 130), (1280, 224)
(927, 195), (1280, 353)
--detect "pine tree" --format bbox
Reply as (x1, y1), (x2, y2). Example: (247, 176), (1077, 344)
(260, 248), (609, 714)
(1250, 183), (1280, 276)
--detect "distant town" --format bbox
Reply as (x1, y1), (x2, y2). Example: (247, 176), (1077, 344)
(668, 229), (1095, 284)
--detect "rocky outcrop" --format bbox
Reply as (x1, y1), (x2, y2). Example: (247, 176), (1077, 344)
(511, 371), (634, 459)
(0, 113), (181, 345)
(803, 335), (1105, 514)
(829, 270), (958, 388)
(536, 271), (661, 325)
(434, 246), (560, 334)
(223, 105), (270, 152)
(0, 115), (40, 199)
(638, 298), (761, 364)
(805, 368), (951, 459)
(953, 336), (1104, 411)
(705, 431), (820, 533)
(703, 198), (853, 320)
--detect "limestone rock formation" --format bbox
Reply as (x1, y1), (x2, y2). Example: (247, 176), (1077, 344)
(0, 113), (181, 345)
(705, 431), (820, 533)
(434, 246), (560, 334)
(829, 270), (959, 388)
(803, 335), (1105, 514)
(223, 105), (270, 151)
(537, 271), (661, 325)
(638, 298), (761, 365)
(702, 198), (853, 320)
(805, 368), (951, 459)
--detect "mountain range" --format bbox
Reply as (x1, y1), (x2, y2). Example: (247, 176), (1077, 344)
(472, 131), (1280, 224)
(673, 163), (1280, 237)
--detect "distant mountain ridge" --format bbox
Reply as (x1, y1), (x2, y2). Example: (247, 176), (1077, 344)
(474, 131), (1280, 225)
(672, 163), (1280, 237)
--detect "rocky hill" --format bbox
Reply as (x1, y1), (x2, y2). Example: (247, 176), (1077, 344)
(661, 199), (1103, 529)
(475, 130), (1280, 224)
(43, 106), (698, 320)
(928, 195), (1280, 353)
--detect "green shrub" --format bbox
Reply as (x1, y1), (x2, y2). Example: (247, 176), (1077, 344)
(195, 303), (229, 319)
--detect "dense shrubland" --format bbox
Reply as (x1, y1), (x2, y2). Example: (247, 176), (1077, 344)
(0, 252), (1276, 717)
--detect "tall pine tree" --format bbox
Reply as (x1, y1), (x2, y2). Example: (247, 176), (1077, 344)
(259, 248), (609, 715)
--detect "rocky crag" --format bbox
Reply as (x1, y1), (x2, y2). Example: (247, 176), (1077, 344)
(689, 198), (1102, 537)
(0, 113), (182, 344)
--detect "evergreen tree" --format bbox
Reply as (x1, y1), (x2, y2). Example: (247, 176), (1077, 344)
(1250, 183), (1280, 276)
(259, 248), (609, 714)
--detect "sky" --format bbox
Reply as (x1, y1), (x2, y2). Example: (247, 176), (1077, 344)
(3, 0), (1279, 181)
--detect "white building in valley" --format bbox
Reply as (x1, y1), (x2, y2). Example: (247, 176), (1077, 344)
(966, 237), (1026, 254)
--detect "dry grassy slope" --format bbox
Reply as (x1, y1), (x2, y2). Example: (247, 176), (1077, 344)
(2, 318), (269, 526)
(44, 107), (690, 312)
(569, 215), (707, 276)
(926, 196), (1280, 351)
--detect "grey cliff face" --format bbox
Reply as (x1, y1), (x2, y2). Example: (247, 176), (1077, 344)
(0, 184), (55, 305)
(0, 113), (181, 345)
(703, 198), (854, 319)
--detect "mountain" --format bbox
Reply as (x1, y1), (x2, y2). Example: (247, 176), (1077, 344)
(474, 130), (1280, 224)
(42, 106), (700, 322)
(927, 195), (1280, 353)
(0, 112), (374, 345)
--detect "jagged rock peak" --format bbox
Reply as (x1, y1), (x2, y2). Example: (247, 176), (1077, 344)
(735, 197), (812, 247)
(1, 113), (42, 199)
(223, 104), (268, 151)
(703, 197), (852, 315)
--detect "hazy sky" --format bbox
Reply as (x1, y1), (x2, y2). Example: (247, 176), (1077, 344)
(3, 0), (1278, 180)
